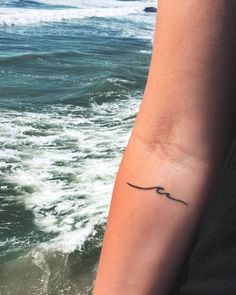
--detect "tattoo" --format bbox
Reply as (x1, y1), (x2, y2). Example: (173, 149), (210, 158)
(126, 182), (188, 206)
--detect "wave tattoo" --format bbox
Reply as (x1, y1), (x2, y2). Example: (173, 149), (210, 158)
(126, 182), (188, 206)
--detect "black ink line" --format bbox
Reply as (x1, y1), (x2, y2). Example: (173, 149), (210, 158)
(126, 182), (188, 206)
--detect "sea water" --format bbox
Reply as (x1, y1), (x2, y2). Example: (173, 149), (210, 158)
(0, 0), (156, 294)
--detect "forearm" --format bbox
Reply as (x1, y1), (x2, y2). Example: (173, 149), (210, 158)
(92, 136), (218, 295)
(93, 0), (236, 294)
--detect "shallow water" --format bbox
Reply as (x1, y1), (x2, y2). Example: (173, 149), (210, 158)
(0, 0), (156, 293)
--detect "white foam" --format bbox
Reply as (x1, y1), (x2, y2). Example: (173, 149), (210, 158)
(1, 97), (141, 253)
(37, 0), (156, 10)
(0, 0), (156, 27)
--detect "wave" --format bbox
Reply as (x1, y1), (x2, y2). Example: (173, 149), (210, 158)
(0, 98), (140, 254)
(4, 0), (74, 9)
(0, 50), (86, 64)
(0, 0), (156, 27)
(0, 7), (137, 26)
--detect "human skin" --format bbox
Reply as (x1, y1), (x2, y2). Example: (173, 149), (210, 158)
(92, 1), (236, 294)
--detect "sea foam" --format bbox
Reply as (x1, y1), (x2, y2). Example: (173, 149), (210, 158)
(0, 0), (156, 27)
(0, 98), (141, 253)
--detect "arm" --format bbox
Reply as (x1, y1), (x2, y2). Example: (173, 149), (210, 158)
(92, 1), (236, 294)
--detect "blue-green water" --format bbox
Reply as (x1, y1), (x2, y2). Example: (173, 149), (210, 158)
(0, 0), (156, 293)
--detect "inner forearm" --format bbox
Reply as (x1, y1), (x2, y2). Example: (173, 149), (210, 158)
(93, 1), (236, 294)
(93, 136), (217, 295)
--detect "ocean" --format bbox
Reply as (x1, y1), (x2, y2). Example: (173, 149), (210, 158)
(0, 0), (156, 294)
